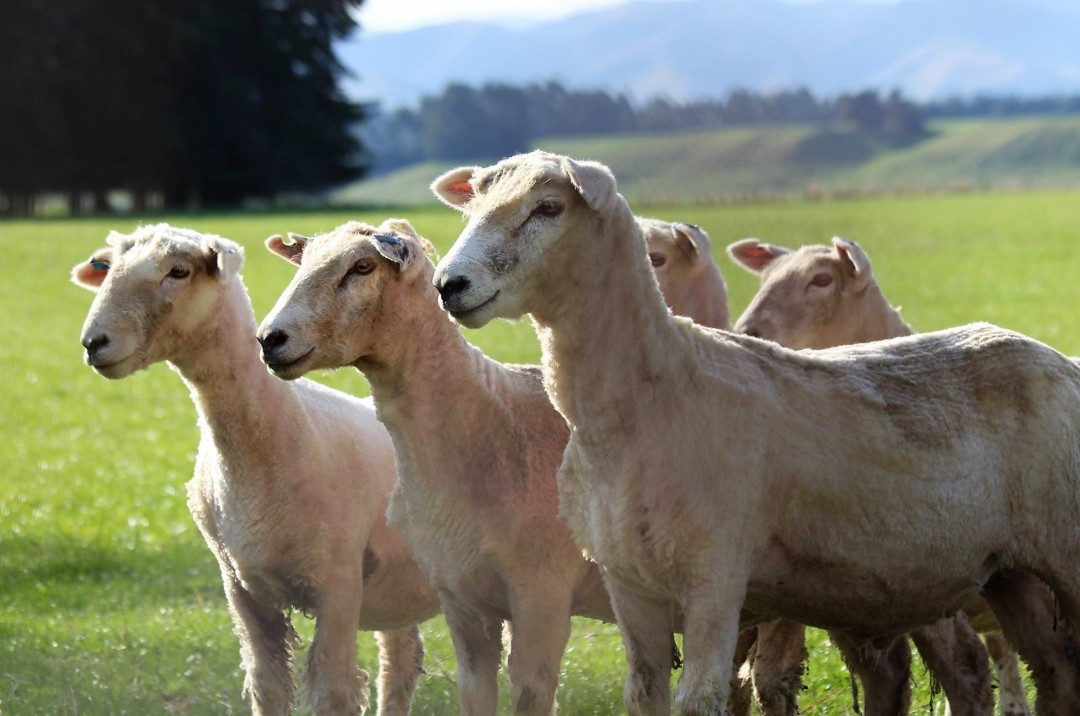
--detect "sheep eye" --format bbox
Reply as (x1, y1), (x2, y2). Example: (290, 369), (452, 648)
(532, 199), (564, 218)
(349, 259), (376, 277)
(168, 266), (191, 279)
(810, 273), (833, 288)
(648, 253), (667, 268)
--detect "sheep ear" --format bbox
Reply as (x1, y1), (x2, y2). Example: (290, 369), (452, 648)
(560, 157), (617, 213)
(379, 218), (439, 263)
(265, 233), (307, 265)
(204, 236), (244, 280)
(431, 167), (477, 210)
(832, 237), (873, 291)
(671, 223), (708, 261)
(71, 250), (113, 291)
(727, 239), (791, 273)
(371, 233), (423, 272)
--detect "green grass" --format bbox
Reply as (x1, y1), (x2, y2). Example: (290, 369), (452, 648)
(3, 191), (1079, 713)
(333, 116), (1080, 206)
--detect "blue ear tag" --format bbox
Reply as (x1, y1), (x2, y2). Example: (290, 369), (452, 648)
(373, 233), (401, 245)
(91, 260), (110, 271)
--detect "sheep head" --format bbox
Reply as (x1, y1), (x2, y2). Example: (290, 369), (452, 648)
(431, 150), (621, 328)
(728, 236), (882, 349)
(258, 218), (435, 380)
(639, 218), (730, 329)
(71, 224), (243, 378)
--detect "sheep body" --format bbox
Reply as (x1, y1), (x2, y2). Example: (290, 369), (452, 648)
(730, 235), (1045, 716)
(256, 219), (612, 716)
(73, 224), (439, 715)
(728, 235), (1003, 715)
(430, 151), (1080, 715)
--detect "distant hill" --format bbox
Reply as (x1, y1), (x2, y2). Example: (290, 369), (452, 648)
(340, 0), (1080, 109)
(328, 116), (1080, 206)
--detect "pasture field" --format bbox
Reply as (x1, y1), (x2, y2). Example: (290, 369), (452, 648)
(333, 116), (1080, 206)
(3, 190), (1079, 714)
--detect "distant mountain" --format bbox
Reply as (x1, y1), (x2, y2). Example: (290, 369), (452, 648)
(338, 0), (1080, 109)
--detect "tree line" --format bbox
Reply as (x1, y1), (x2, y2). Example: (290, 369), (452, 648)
(363, 83), (929, 173)
(364, 81), (1080, 175)
(0, 0), (366, 216)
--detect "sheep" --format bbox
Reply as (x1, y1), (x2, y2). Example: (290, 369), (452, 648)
(71, 224), (440, 716)
(727, 237), (913, 347)
(255, 218), (614, 716)
(640, 218), (802, 715)
(430, 150), (1080, 716)
(729, 235), (1038, 716)
(638, 217), (731, 330)
(640, 226), (992, 716)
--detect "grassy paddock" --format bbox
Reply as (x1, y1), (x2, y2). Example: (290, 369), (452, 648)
(3, 190), (1078, 714)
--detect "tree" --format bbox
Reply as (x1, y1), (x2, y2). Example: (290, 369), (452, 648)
(0, 0), (367, 215)
(168, 0), (368, 206)
(836, 90), (885, 134)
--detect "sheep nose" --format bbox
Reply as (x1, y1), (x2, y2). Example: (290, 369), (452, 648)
(82, 333), (110, 355)
(435, 274), (471, 300)
(258, 328), (289, 352)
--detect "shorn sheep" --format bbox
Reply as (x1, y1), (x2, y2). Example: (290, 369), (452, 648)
(654, 232), (991, 716)
(727, 237), (913, 348)
(638, 217), (730, 330)
(72, 224), (440, 716)
(256, 219), (613, 715)
(430, 150), (1080, 716)
(728, 235), (1037, 716)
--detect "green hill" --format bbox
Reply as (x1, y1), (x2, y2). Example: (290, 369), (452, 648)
(330, 116), (1080, 206)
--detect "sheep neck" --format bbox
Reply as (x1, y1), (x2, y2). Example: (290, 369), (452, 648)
(855, 282), (916, 342)
(882, 301), (915, 339)
(355, 280), (512, 486)
(530, 202), (686, 440)
(169, 278), (299, 467)
(682, 265), (730, 330)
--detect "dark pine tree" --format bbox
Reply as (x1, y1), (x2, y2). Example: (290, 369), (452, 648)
(0, 0), (367, 214)
(170, 0), (368, 207)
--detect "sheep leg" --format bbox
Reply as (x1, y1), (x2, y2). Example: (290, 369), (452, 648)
(443, 603), (503, 716)
(750, 619), (807, 716)
(224, 576), (298, 716)
(375, 627), (425, 716)
(909, 614), (994, 716)
(605, 576), (675, 715)
(673, 582), (746, 716)
(305, 586), (369, 715)
(503, 591), (574, 715)
(983, 631), (1031, 716)
(981, 571), (1079, 716)
(728, 628), (758, 716)
(830, 632), (912, 716)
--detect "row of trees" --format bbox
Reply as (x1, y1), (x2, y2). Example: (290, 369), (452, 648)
(925, 94), (1080, 118)
(363, 83), (928, 173)
(0, 0), (367, 216)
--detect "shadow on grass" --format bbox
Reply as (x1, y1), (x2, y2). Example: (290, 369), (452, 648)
(0, 532), (221, 614)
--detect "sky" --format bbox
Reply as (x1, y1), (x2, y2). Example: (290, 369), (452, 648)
(355, 0), (653, 33)
(355, 0), (906, 34)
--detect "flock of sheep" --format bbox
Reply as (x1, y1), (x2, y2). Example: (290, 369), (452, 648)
(71, 150), (1080, 716)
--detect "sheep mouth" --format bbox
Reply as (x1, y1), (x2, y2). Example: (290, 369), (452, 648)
(265, 347), (315, 378)
(86, 352), (138, 378)
(445, 290), (500, 327)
